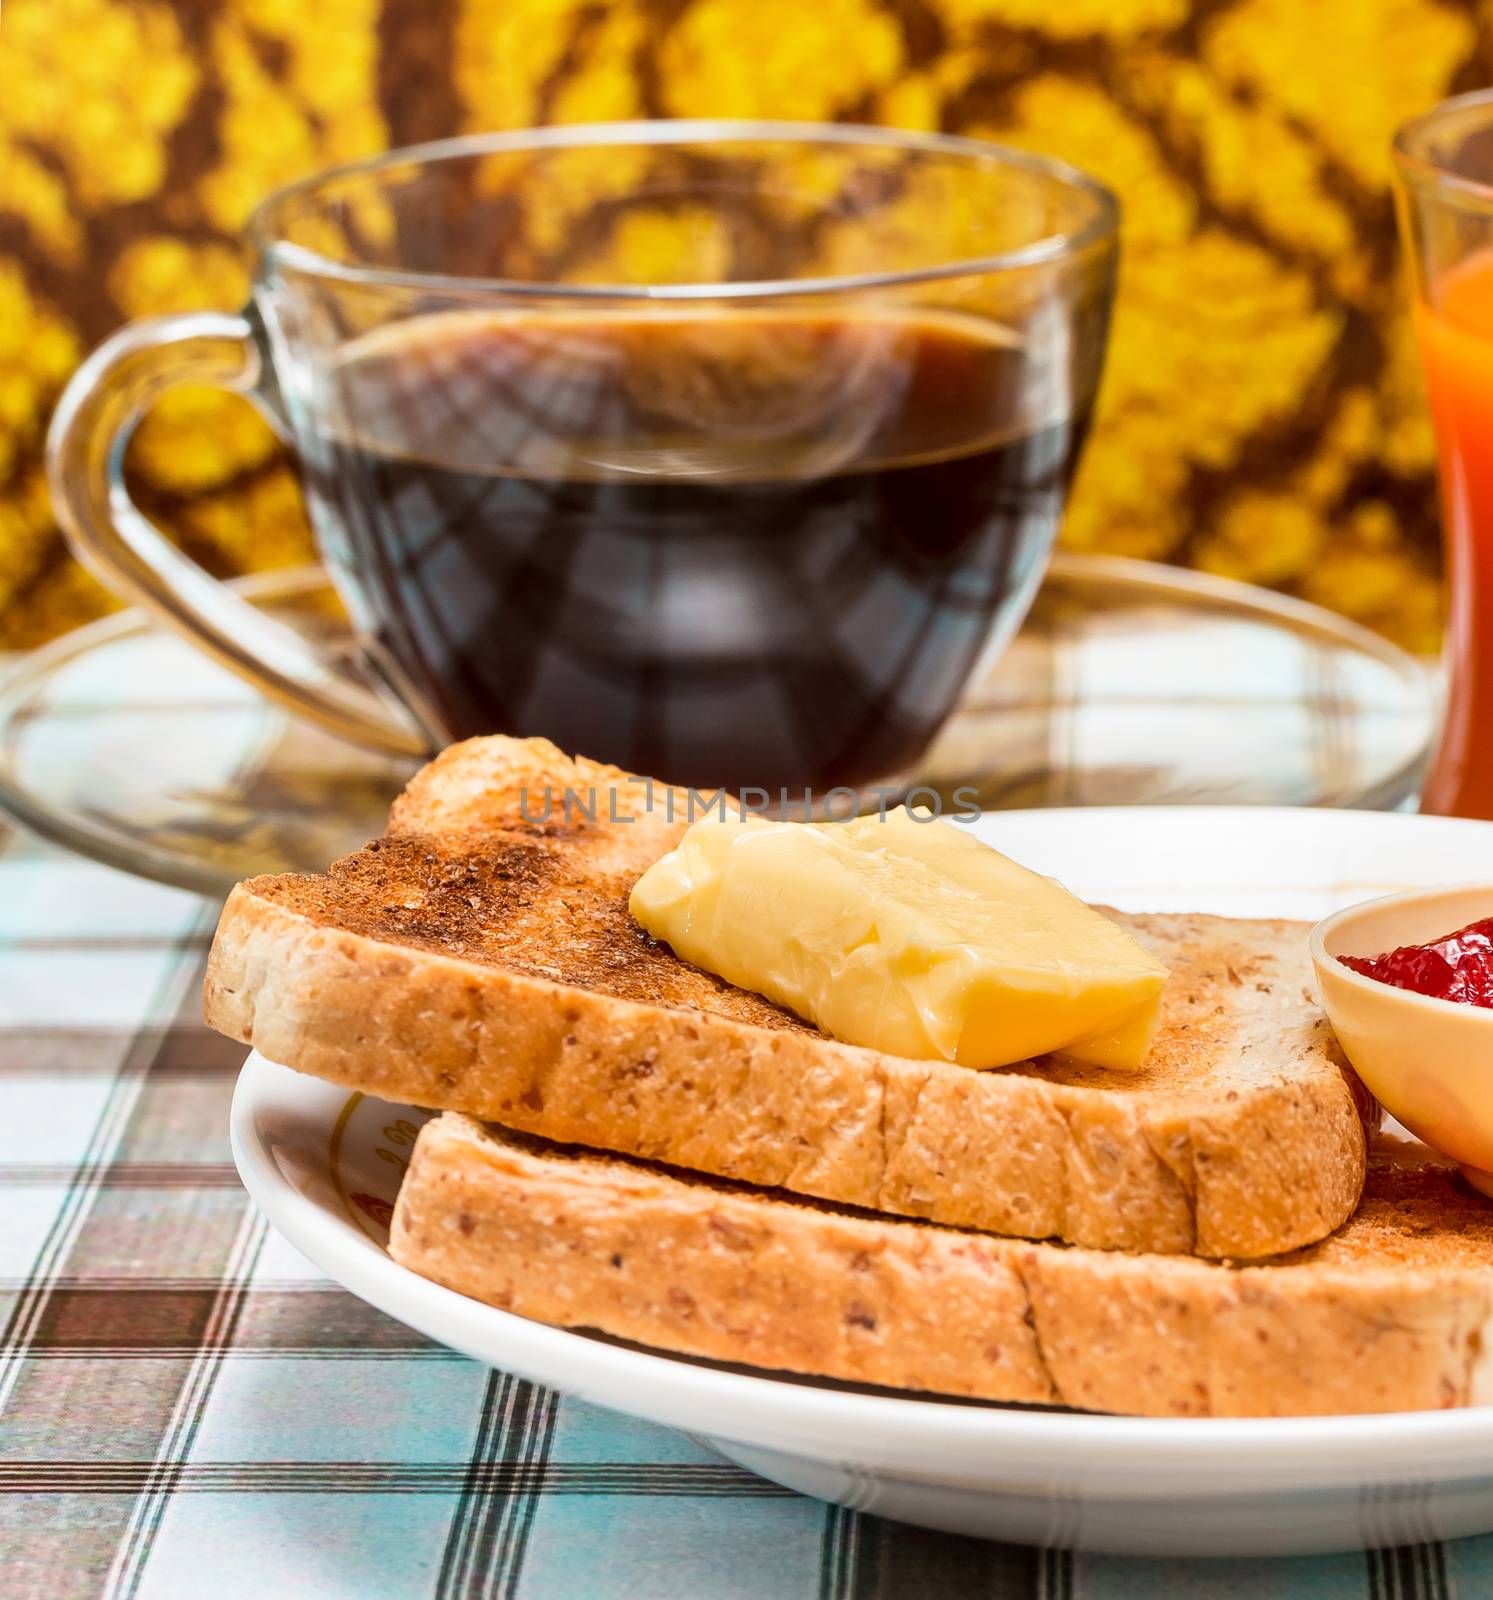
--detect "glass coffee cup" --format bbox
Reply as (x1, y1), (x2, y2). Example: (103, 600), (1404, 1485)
(48, 121), (1118, 797)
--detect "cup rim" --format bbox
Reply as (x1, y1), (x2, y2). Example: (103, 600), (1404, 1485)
(1393, 86), (1493, 212)
(247, 118), (1120, 301)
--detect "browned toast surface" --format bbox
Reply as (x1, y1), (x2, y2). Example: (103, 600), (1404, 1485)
(268, 802), (816, 1036)
(390, 1122), (1493, 1418)
(206, 736), (1374, 1258)
(246, 831), (1320, 1093)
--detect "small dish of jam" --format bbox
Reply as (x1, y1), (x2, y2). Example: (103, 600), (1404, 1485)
(1338, 916), (1493, 1008)
(1311, 885), (1493, 1197)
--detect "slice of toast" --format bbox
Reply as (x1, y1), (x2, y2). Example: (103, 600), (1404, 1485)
(205, 736), (1375, 1259)
(390, 1119), (1493, 1419)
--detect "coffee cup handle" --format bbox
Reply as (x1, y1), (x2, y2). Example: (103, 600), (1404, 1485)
(46, 310), (430, 757)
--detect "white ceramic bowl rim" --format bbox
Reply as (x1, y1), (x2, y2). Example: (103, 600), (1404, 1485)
(1309, 882), (1493, 1020)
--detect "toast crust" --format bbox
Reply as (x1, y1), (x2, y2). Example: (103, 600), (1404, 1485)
(205, 736), (1375, 1258)
(390, 1120), (1493, 1419)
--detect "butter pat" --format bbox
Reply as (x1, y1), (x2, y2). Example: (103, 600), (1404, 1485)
(629, 807), (1170, 1071)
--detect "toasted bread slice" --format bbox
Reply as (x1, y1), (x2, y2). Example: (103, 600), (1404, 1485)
(390, 1119), (1493, 1419)
(205, 736), (1374, 1259)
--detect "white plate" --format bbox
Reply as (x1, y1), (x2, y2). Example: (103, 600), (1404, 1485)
(231, 805), (1493, 1558)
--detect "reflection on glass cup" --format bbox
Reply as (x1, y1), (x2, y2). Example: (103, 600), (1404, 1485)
(49, 121), (1117, 795)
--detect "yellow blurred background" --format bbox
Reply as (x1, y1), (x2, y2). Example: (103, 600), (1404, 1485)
(3, 0), (1490, 654)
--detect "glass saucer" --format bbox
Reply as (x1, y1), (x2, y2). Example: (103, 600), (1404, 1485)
(0, 555), (1436, 896)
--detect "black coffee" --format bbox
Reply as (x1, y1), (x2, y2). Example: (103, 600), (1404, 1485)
(305, 309), (1089, 791)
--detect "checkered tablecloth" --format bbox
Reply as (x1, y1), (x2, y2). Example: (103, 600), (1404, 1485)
(0, 818), (1488, 1599)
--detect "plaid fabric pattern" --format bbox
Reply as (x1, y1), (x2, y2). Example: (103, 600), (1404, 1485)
(0, 817), (1486, 1599)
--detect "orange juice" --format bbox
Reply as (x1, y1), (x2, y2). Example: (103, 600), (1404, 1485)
(1415, 253), (1493, 819)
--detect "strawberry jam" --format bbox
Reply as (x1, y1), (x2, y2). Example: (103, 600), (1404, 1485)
(1339, 916), (1493, 1007)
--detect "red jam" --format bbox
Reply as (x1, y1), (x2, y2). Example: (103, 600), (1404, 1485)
(1340, 916), (1493, 1007)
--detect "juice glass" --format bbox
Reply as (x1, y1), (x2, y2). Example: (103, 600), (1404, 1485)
(1394, 91), (1493, 819)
